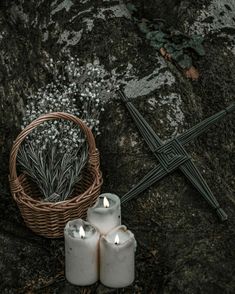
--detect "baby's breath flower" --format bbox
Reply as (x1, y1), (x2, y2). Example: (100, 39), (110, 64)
(18, 55), (117, 202)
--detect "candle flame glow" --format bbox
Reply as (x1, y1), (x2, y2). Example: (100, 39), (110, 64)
(114, 234), (120, 245)
(79, 225), (85, 238)
(103, 196), (109, 208)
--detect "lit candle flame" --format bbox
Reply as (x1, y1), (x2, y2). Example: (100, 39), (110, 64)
(114, 234), (120, 245)
(79, 225), (85, 238)
(103, 196), (109, 208)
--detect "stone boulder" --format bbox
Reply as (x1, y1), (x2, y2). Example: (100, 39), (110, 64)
(0, 0), (234, 293)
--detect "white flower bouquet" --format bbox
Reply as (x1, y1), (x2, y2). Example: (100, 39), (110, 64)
(17, 56), (113, 203)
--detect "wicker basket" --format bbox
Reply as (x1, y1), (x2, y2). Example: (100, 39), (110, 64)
(9, 112), (103, 238)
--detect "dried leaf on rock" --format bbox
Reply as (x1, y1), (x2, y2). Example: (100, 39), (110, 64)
(184, 66), (200, 80)
(160, 47), (171, 61)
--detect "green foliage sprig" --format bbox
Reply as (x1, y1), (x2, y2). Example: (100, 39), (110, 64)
(127, 3), (205, 69)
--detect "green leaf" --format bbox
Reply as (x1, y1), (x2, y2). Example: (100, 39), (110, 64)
(149, 31), (166, 43)
(188, 35), (205, 56)
(171, 50), (184, 60)
(126, 3), (137, 14)
(176, 54), (193, 69)
(138, 22), (149, 34)
(164, 43), (175, 54)
(151, 40), (163, 50)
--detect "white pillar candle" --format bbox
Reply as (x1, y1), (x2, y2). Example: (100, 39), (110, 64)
(100, 225), (137, 288)
(87, 193), (121, 235)
(64, 219), (100, 286)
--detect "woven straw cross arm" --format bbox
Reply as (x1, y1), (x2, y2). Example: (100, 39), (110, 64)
(179, 161), (227, 221)
(119, 91), (235, 151)
(178, 103), (235, 146)
(121, 164), (167, 204)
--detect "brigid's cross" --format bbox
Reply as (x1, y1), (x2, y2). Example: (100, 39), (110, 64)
(119, 90), (235, 221)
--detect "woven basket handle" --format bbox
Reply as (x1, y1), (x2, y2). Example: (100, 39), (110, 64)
(9, 112), (99, 184)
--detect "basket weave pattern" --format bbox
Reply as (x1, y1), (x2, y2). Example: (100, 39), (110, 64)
(9, 112), (103, 238)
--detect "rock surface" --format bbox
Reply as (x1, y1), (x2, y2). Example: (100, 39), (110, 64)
(0, 0), (234, 293)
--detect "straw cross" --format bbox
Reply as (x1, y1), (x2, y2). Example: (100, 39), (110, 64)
(119, 90), (235, 221)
